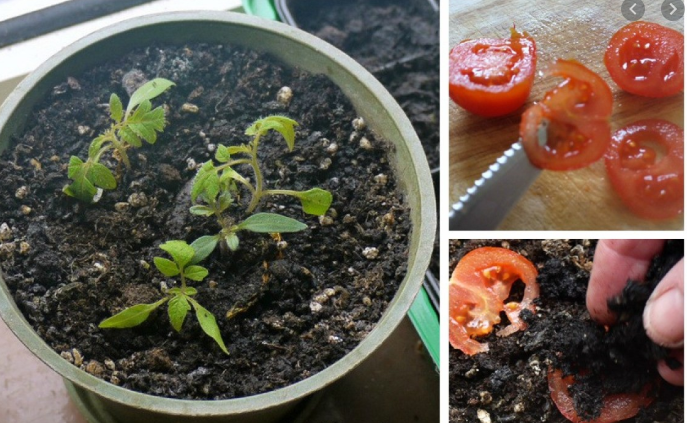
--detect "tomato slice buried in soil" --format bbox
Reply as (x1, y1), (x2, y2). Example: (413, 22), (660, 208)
(520, 59), (613, 171)
(605, 119), (684, 220)
(449, 247), (539, 355)
(548, 369), (654, 423)
(604, 21), (684, 98)
(449, 27), (536, 117)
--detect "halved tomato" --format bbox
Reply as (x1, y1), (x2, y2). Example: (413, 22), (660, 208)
(605, 21), (684, 98)
(548, 369), (654, 423)
(605, 119), (684, 220)
(449, 27), (536, 117)
(520, 59), (613, 171)
(449, 247), (539, 355)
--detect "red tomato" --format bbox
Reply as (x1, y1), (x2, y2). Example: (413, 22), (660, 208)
(449, 27), (536, 117)
(449, 247), (539, 355)
(520, 59), (613, 171)
(548, 369), (653, 423)
(605, 21), (684, 98)
(605, 119), (684, 220)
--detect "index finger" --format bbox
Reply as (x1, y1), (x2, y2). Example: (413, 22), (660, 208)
(586, 239), (665, 325)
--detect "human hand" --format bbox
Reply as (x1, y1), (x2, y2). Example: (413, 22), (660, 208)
(587, 239), (684, 386)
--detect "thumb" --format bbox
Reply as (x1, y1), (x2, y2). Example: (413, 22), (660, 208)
(643, 258), (684, 348)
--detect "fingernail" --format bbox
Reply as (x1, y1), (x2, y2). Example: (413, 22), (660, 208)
(644, 288), (684, 348)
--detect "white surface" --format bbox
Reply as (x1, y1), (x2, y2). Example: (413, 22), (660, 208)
(0, 0), (242, 84)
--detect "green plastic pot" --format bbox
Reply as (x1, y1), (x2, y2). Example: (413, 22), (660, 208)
(0, 11), (435, 423)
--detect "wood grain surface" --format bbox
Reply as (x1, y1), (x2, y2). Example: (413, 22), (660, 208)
(449, 0), (684, 230)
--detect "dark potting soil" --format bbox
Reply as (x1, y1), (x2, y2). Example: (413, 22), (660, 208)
(290, 0), (440, 171)
(449, 240), (684, 423)
(0, 42), (412, 400)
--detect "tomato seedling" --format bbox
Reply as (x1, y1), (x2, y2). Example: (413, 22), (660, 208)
(189, 115), (333, 253)
(63, 78), (175, 203)
(99, 240), (228, 354)
(605, 119), (684, 220)
(449, 247), (539, 355)
(605, 21), (684, 98)
(449, 27), (537, 117)
(520, 59), (613, 171)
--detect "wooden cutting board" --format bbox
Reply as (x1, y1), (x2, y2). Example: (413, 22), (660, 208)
(449, 0), (684, 230)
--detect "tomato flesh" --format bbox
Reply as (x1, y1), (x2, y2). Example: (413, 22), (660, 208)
(605, 119), (684, 220)
(605, 21), (684, 98)
(449, 247), (539, 355)
(520, 59), (613, 171)
(449, 28), (536, 117)
(548, 369), (654, 423)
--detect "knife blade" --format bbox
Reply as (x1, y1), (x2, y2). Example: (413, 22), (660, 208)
(448, 139), (543, 231)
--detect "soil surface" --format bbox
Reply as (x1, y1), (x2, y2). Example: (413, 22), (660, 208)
(284, 0), (440, 282)
(0, 42), (412, 400)
(449, 240), (684, 423)
(287, 0), (439, 171)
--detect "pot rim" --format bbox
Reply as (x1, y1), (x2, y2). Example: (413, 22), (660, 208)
(0, 10), (436, 416)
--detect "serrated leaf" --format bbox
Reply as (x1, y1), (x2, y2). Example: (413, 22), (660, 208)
(67, 156), (85, 179)
(246, 116), (298, 151)
(189, 298), (229, 354)
(126, 78), (175, 115)
(217, 191), (233, 213)
(154, 257), (180, 277)
(87, 162), (116, 190)
(215, 144), (231, 163)
(191, 161), (217, 203)
(184, 265), (209, 282)
(225, 232), (239, 251)
(168, 295), (191, 332)
(297, 188), (332, 216)
(189, 205), (215, 216)
(118, 127), (142, 148)
(226, 145), (251, 155)
(159, 240), (195, 268)
(127, 102), (166, 145)
(236, 213), (307, 233)
(110, 93), (123, 122)
(99, 298), (167, 329)
(219, 167), (249, 188)
(190, 235), (219, 264)
(88, 136), (109, 158)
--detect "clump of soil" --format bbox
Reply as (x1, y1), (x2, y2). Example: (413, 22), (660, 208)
(289, 0), (439, 171)
(0, 42), (412, 400)
(449, 240), (683, 423)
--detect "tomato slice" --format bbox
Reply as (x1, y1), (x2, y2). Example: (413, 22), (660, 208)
(520, 59), (613, 171)
(449, 247), (539, 355)
(548, 369), (654, 423)
(449, 27), (536, 117)
(605, 22), (684, 98)
(605, 119), (684, 220)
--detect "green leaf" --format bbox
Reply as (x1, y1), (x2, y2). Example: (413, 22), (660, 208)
(168, 295), (191, 332)
(217, 191), (233, 213)
(126, 78), (175, 115)
(236, 213), (307, 233)
(189, 298), (229, 354)
(127, 102), (166, 145)
(154, 257), (180, 277)
(219, 167), (249, 188)
(110, 93), (123, 122)
(225, 232), (239, 251)
(189, 205), (215, 216)
(190, 235), (219, 264)
(159, 240), (195, 268)
(183, 287), (198, 296)
(191, 161), (217, 203)
(184, 265), (209, 282)
(64, 156), (97, 203)
(86, 162), (116, 190)
(99, 298), (167, 329)
(88, 135), (109, 159)
(215, 144), (231, 163)
(118, 126), (142, 148)
(226, 145), (251, 155)
(297, 188), (332, 216)
(246, 115), (298, 151)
